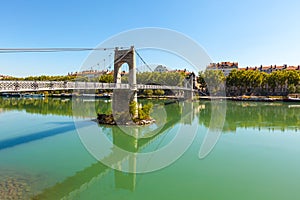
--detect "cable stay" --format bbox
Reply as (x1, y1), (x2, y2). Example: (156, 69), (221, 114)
(0, 47), (129, 53)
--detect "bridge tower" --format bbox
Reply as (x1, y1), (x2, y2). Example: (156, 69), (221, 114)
(113, 46), (136, 87)
(184, 73), (194, 100)
(112, 46), (138, 120)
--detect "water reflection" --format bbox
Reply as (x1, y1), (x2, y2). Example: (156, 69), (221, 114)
(30, 100), (198, 199)
(198, 101), (300, 132)
(0, 97), (299, 199)
(1, 97), (298, 131)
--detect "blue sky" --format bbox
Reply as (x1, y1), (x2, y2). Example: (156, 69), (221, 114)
(0, 0), (300, 77)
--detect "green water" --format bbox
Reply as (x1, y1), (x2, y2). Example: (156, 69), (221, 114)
(0, 97), (299, 200)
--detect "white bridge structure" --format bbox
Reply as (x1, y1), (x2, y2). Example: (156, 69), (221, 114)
(0, 46), (195, 99)
(0, 81), (193, 92)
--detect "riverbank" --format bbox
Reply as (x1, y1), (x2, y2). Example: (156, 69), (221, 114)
(198, 95), (300, 102)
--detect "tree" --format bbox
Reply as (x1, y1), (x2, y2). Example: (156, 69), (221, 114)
(138, 103), (153, 120)
(154, 89), (165, 96)
(136, 71), (185, 86)
(197, 71), (206, 88)
(143, 89), (153, 97)
(129, 101), (153, 120)
(288, 84), (296, 93)
(99, 74), (114, 83)
(202, 70), (226, 95)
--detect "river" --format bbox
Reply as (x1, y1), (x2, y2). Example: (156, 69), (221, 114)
(0, 97), (299, 199)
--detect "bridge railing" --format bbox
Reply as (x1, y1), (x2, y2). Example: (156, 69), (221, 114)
(0, 81), (69, 92)
(0, 81), (190, 92)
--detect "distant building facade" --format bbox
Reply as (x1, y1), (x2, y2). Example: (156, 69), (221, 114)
(154, 65), (169, 72)
(0, 75), (12, 80)
(239, 64), (300, 73)
(207, 62), (238, 76)
(68, 70), (111, 78)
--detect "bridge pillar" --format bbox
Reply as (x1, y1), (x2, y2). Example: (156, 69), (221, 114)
(184, 75), (194, 100)
(184, 90), (193, 101)
(113, 46), (138, 120)
(112, 89), (138, 123)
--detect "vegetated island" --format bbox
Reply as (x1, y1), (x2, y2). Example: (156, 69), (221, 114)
(96, 101), (155, 126)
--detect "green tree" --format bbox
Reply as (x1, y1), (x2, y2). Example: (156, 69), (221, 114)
(154, 89), (165, 96)
(202, 70), (225, 95)
(143, 89), (153, 97)
(197, 71), (207, 88)
(138, 103), (153, 120)
(99, 74), (114, 83)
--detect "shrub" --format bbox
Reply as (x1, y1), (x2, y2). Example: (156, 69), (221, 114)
(129, 101), (153, 120)
(143, 89), (153, 97)
(154, 89), (165, 96)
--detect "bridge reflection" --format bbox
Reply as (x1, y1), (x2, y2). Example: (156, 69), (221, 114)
(32, 101), (196, 199)
(0, 97), (299, 199)
(0, 97), (298, 132)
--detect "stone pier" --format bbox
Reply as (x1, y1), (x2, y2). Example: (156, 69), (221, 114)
(113, 46), (138, 121)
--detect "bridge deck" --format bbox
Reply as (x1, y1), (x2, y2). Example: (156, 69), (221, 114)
(0, 81), (192, 92)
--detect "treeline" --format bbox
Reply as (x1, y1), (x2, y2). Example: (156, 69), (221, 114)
(117, 72), (186, 86)
(4, 69), (299, 96)
(0, 97), (111, 117)
(198, 69), (300, 96)
(2, 75), (79, 81)
(2, 71), (186, 86)
(71, 71), (187, 86)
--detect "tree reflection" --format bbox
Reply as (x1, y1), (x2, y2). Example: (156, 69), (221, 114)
(198, 101), (300, 132)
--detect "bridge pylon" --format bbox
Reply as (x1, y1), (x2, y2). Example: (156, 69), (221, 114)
(112, 46), (138, 120)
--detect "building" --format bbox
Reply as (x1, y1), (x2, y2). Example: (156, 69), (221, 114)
(239, 64), (300, 73)
(154, 65), (169, 72)
(207, 62), (238, 76)
(0, 75), (12, 80)
(68, 70), (111, 78)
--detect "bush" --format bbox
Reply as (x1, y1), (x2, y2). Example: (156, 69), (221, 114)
(154, 89), (165, 96)
(138, 103), (153, 120)
(143, 89), (153, 97)
(296, 85), (300, 93)
(129, 101), (138, 117)
(288, 84), (296, 93)
(130, 101), (153, 120)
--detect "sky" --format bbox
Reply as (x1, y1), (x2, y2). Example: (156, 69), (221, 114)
(0, 0), (300, 77)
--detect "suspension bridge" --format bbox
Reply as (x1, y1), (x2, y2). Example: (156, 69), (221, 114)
(0, 46), (195, 99)
(0, 81), (193, 92)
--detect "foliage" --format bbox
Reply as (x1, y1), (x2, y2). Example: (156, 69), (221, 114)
(98, 74), (114, 83)
(288, 84), (296, 93)
(136, 72), (185, 86)
(3, 75), (79, 81)
(199, 101), (300, 131)
(129, 101), (153, 120)
(138, 102), (153, 120)
(226, 69), (300, 95)
(198, 70), (226, 95)
(296, 85), (300, 93)
(129, 101), (138, 118)
(143, 89), (153, 97)
(154, 89), (165, 96)
(198, 69), (300, 96)
(2, 71), (186, 86)
(197, 71), (206, 88)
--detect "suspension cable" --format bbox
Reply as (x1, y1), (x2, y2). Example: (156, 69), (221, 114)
(135, 50), (153, 72)
(0, 47), (129, 53)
